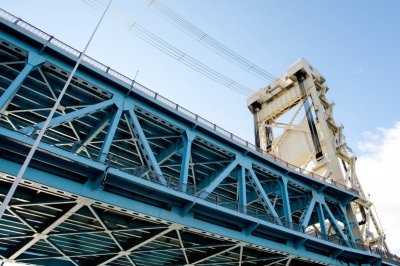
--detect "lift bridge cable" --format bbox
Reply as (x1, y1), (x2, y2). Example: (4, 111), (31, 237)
(141, 0), (283, 86)
(81, 0), (257, 97)
(0, 0), (113, 219)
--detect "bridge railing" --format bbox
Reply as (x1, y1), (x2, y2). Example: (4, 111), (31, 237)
(111, 165), (398, 258)
(112, 163), (397, 261)
(6, 115), (396, 261)
(0, 8), (359, 196)
(371, 248), (400, 264)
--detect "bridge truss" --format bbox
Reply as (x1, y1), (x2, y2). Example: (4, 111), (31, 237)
(0, 8), (399, 266)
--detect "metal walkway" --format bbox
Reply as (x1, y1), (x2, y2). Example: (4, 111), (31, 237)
(0, 9), (399, 266)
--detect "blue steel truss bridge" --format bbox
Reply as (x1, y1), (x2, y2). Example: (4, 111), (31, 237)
(0, 8), (399, 266)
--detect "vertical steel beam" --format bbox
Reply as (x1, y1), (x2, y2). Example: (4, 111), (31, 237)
(316, 202), (327, 235)
(127, 109), (166, 185)
(279, 177), (292, 223)
(0, 52), (45, 113)
(99, 102), (123, 163)
(238, 165), (247, 213)
(179, 130), (195, 192)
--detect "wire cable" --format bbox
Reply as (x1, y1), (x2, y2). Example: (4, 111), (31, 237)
(142, 0), (283, 86)
(82, 0), (257, 97)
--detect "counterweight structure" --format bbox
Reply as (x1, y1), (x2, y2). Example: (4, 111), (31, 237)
(247, 59), (388, 252)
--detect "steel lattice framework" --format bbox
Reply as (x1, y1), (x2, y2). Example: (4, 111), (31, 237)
(0, 8), (399, 266)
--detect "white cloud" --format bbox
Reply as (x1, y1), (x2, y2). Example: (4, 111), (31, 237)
(357, 122), (400, 255)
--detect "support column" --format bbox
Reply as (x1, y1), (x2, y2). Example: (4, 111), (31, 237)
(316, 202), (327, 236)
(306, 78), (343, 182)
(280, 177), (292, 223)
(0, 52), (45, 113)
(99, 100), (123, 163)
(179, 130), (195, 192)
(238, 166), (247, 213)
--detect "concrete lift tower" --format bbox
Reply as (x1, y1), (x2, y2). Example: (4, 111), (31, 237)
(247, 58), (389, 252)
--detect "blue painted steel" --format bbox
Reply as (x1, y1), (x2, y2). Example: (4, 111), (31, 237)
(0, 156), (381, 266)
(238, 165), (247, 213)
(323, 202), (347, 241)
(300, 197), (316, 228)
(339, 204), (356, 242)
(280, 178), (292, 223)
(0, 10), (398, 266)
(0, 52), (45, 112)
(316, 202), (328, 235)
(127, 109), (166, 185)
(248, 168), (282, 225)
(99, 100), (122, 162)
(24, 97), (116, 133)
(199, 158), (238, 196)
(0, 127), (106, 171)
(179, 130), (195, 192)
(73, 113), (112, 154)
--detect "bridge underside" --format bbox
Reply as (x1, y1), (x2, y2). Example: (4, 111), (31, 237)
(0, 174), (321, 266)
(0, 8), (399, 266)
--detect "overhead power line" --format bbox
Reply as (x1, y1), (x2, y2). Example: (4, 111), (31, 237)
(142, 0), (282, 85)
(81, 0), (256, 97)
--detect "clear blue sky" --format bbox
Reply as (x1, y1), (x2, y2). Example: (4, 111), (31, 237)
(2, 0), (400, 254)
(3, 0), (400, 150)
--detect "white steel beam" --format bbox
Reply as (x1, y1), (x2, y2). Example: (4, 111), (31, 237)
(176, 229), (190, 264)
(187, 243), (242, 265)
(87, 205), (124, 251)
(8, 200), (85, 260)
(97, 225), (177, 266)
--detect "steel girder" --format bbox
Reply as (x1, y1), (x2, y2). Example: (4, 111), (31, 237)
(0, 9), (399, 266)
